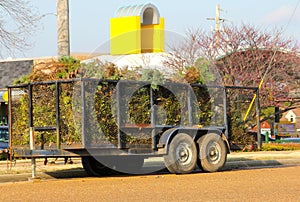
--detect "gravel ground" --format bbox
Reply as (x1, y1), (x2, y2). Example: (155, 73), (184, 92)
(0, 165), (299, 202)
(0, 157), (83, 175)
(0, 151), (299, 201)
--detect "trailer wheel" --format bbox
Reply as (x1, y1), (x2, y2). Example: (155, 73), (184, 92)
(81, 156), (113, 176)
(164, 133), (197, 174)
(197, 133), (227, 172)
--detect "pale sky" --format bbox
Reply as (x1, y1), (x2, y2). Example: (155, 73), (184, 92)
(4, 0), (300, 59)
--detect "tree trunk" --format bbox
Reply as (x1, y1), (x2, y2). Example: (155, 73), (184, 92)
(56, 0), (70, 57)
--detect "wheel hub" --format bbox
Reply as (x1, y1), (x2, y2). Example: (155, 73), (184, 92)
(208, 143), (221, 164)
(176, 143), (192, 165)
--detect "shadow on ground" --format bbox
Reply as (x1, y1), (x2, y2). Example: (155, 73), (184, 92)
(1, 156), (296, 183)
(44, 158), (288, 179)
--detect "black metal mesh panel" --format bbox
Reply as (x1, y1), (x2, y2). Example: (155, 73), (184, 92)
(59, 81), (82, 147)
(9, 80), (84, 150)
(10, 86), (29, 148)
(225, 86), (259, 146)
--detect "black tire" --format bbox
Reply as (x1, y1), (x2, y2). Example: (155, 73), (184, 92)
(164, 133), (197, 174)
(197, 133), (227, 172)
(81, 156), (113, 176)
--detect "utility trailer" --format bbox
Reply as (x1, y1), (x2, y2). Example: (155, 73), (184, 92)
(8, 78), (231, 176)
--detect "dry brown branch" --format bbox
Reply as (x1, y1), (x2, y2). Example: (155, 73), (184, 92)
(164, 23), (300, 108)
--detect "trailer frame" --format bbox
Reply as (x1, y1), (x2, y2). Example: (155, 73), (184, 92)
(7, 78), (260, 177)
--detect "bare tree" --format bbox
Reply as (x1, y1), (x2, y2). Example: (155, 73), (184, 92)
(164, 24), (300, 146)
(213, 24), (300, 108)
(0, 0), (39, 58)
(164, 28), (208, 76)
(164, 24), (300, 108)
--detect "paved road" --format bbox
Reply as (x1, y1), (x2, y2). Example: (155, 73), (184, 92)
(0, 150), (300, 183)
(0, 165), (299, 201)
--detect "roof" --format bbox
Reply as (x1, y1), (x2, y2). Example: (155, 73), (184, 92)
(83, 52), (174, 76)
(252, 121), (271, 131)
(0, 59), (33, 89)
(290, 108), (300, 116)
(115, 3), (160, 25)
(280, 108), (300, 122)
(216, 46), (300, 61)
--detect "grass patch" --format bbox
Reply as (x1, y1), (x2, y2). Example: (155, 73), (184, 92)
(262, 143), (300, 151)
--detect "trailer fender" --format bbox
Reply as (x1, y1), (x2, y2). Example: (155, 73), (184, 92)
(157, 128), (197, 155)
(221, 133), (230, 154)
(158, 127), (229, 155)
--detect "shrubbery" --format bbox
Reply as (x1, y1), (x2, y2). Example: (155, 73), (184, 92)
(11, 56), (258, 147)
(11, 57), (213, 147)
(262, 143), (300, 151)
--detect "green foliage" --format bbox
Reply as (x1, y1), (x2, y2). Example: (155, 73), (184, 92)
(128, 86), (151, 125)
(140, 69), (166, 90)
(10, 56), (226, 147)
(0, 152), (8, 160)
(59, 83), (81, 143)
(194, 58), (215, 84)
(57, 56), (81, 79)
(181, 58), (215, 84)
(79, 59), (121, 80)
(224, 86), (263, 146)
(261, 107), (275, 117)
(192, 86), (212, 125)
(127, 85), (183, 126)
(59, 56), (79, 66)
(79, 59), (105, 78)
(11, 56), (82, 145)
(93, 82), (119, 144)
(11, 95), (29, 145)
(230, 124), (255, 146)
(14, 75), (30, 85)
(155, 87), (182, 125)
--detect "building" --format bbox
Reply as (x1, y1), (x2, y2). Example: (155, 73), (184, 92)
(280, 108), (300, 137)
(252, 121), (271, 138)
(0, 59), (34, 124)
(110, 3), (164, 55)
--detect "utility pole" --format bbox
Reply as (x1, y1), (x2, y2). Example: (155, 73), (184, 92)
(206, 4), (225, 45)
(56, 0), (70, 57)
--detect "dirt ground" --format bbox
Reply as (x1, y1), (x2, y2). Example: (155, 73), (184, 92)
(0, 157), (82, 175)
(0, 165), (299, 201)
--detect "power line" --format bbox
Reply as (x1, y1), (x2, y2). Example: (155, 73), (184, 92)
(243, 0), (300, 121)
(284, 0), (300, 31)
